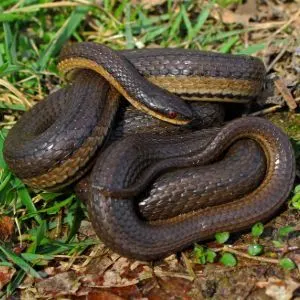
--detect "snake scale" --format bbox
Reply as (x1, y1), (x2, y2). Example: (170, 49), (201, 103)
(4, 42), (295, 260)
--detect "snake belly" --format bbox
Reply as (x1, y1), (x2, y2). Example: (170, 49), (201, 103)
(3, 42), (296, 260)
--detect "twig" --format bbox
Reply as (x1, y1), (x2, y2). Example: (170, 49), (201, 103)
(267, 10), (300, 43)
(7, 1), (83, 13)
(248, 105), (282, 116)
(0, 79), (32, 109)
(266, 39), (293, 72)
(154, 267), (195, 281)
(274, 77), (298, 110)
(181, 252), (196, 279)
(249, 21), (286, 29)
(223, 246), (279, 264)
(248, 77), (298, 116)
(81, 244), (107, 268)
(54, 254), (92, 259)
(211, 244), (300, 254)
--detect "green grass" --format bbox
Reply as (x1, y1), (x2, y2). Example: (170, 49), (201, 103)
(0, 0), (299, 296)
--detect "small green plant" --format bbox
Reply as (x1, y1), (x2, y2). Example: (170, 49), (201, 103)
(278, 226), (295, 238)
(248, 244), (264, 256)
(272, 240), (284, 248)
(220, 252), (237, 267)
(279, 258), (296, 271)
(215, 232), (230, 244)
(194, 245), (217, 264)
(194, 223), (297, 271)
(272, 225), (295, 248)
(251, 222), (264, 237)
(290, 185), (300, 210)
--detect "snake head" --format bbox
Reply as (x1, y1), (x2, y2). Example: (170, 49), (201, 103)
(167, 111), (178, 119)
(145, 91), (194, 125)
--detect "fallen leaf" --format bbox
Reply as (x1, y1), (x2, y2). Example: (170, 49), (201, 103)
(212, 0), (257, 25)
(0, 216), (14, 241)
(235, 0), (257, 21)
(87, 291), (125, 300)
(151, 277), (195, 300)
(0, 266), (16, 290)
(84, 256), (152, 288)
(257, 277), (300, 300)
(85, 256), (114, 277)
(36, 271), (80, 296)
(78, 220), (97, 238)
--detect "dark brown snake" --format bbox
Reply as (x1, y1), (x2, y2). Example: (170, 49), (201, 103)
(3, 42), (295, 260)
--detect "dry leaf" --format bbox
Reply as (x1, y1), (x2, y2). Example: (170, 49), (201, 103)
(36, 271), (81, 296)
(257, 277), (300, 300)
(0, 266), (16, 290)
(212, 0), (257, 24)
(86, 291), (125, 300)
(0, 216), (14, 241)
(235, 0), (257, 20)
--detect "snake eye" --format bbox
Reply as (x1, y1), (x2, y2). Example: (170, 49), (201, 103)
(168, 111), (177, 119)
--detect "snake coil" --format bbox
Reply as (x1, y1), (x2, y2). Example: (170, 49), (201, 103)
(4, 42), (295, 260)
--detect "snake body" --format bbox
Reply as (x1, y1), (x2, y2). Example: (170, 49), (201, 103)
(3, 42), (295, 260)
(89, 117), (295, 260)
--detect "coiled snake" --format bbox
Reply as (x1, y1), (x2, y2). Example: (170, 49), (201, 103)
(4, 42), (295, 260)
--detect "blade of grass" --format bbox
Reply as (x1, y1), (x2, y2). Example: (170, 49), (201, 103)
(218, 35), (239, 53)
(39, 195), (75, 214)
(181, 5), (193, 41)
(0, 172), (11, 192)
(142, 26), (169, 44)
(191, 2), (212, 38)
(124, 3), (134, 49)
(0, 0), (18, 9)
(0, 261), (14, 267)
(103, 0), (113, 12)
(0, 63), (22, 77)
(20, 194), (75, 221)
(40, 192), (64, 201)
(5, 270), (26, 296)
(137, 12), (170, 28)
(0, 13), (28, 22)
(36, 6), (89, 70)
(4, 2), (81, 14)
(16, 181), (42, 224)
(0, 129), (8, 169)
(0, 101), (26, 111)
(168, 11), (183, 40)
(200, 28), (250, 45)
(3, 22), (17, 65)
(114, 0), (128, 19)
(237, 43), (266, 55)
(66, 198), (85, 242)
(0, 133), (11, 169)
(38, 239), (98, 256)
(21, 253), (54, 265)
(27, 220), (47, 253)
(0, 245), (41, 278)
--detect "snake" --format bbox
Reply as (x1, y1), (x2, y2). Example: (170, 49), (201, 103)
(3, 42), (295, 260)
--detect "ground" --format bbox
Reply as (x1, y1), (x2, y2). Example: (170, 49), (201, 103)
(0, 0), (299, 299)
